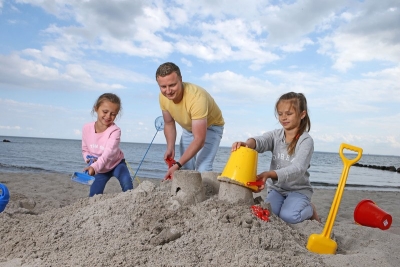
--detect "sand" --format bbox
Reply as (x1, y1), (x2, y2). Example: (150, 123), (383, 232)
(0, 172), (399, 267)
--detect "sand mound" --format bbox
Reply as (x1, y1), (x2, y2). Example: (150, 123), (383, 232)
(1, 180), (328, 266)
(1, 175), (400, 267)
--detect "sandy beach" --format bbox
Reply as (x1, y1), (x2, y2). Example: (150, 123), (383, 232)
(0, 172), (399, 266)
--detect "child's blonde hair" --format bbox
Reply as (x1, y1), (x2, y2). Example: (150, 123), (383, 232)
(91, 93), (122, 118)
(275, 92), (310, 155)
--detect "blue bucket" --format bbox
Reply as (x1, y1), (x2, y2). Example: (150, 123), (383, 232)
(0, 183), (10, 213)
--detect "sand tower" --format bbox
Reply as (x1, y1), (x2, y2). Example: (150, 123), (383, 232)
(217, 147), (259, 204)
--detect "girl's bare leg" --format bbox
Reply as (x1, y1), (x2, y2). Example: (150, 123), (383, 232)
(310, 203), (321, 223)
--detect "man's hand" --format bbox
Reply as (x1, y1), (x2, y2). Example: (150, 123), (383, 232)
(163, 163), (180, 180)
(164, 158), (176, 180)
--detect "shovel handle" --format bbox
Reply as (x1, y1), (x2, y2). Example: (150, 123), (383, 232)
(339, 143), (363, 167)
(247, 180), (264, 186)
(84, 156), (97, 175)
(85, 155), (97, 166)
(321, 143), (363, 238)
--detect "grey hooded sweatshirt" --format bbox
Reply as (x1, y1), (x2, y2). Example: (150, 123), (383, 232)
(252, 128), (314, 199)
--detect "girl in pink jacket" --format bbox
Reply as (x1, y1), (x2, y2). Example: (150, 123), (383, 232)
(82, 93), (133, 197)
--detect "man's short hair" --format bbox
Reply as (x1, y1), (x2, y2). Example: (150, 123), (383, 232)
(156, 62), (182, 79)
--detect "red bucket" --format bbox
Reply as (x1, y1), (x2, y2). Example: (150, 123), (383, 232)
(354, 199), (392, 230)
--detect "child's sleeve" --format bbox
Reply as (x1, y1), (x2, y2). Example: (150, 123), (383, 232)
(253, 131), (275, 153)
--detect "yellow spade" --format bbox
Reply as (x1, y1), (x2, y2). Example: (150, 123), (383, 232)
(306, 143), (363, 254)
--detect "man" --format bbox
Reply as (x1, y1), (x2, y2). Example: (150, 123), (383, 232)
(156, 62), (224, 179)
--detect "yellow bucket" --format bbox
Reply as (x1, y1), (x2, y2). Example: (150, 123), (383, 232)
(218, 146), (258, 191)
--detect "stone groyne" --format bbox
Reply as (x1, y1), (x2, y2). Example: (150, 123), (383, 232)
(354, 163), (400, 173)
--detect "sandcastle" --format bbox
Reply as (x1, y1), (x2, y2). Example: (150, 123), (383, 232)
(170, 147), (259, 205)
(217, 146), (259, 204)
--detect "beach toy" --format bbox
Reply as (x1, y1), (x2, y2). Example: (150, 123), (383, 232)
(217, 146), (259, 191)
(165, 157), (176, 168)
(71, 156), (97, 185)
(251, 205), (270, 221)
(247, 180), (265, 187)
(0, 183), (10, 213)
(165, 157), (176, 180)
(132, 116), (164, 181)
(307, 143), (363, 255)
(354, 199), (392, 230)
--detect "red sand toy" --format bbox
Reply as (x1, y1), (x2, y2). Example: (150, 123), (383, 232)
(251, 205), (270, 221)
(164, 157), (176, 180)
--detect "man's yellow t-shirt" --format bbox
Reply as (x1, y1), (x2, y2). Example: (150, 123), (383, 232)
(159, 82), (224, 132)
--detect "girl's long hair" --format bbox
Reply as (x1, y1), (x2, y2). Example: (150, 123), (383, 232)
(275, 92), (310, 155)
(92, 93), (122, 119)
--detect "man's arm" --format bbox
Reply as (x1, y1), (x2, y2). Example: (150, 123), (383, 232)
(177, 118), (207, 166)
(162, 110), (177, 159)
(162, 117), (207, 180)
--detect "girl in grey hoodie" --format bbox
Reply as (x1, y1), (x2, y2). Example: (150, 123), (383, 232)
(232, 92), (320, 224)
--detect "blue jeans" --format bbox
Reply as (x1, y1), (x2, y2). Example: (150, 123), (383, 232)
(89, 159), (133, 197)
(179, 125), (223, 172)
(265, 189), (313, 224)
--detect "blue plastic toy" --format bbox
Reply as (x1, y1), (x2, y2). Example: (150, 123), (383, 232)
(71, 155), (97, 185)
(0, 183), (10, 213)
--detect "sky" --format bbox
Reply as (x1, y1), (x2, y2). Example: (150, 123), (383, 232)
(0, 0), (399, 156)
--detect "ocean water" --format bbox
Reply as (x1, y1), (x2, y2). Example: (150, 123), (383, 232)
(1, 136), (400, 191)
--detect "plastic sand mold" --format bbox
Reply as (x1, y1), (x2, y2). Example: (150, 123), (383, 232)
(0, 183), (10, 213)
(71, 156), (97, 185)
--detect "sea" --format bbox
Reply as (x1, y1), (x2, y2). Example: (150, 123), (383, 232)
(1, 136), (400, 192)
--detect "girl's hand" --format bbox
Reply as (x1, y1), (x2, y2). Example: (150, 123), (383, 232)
(84, 166), (95, 176)
(85, 157), (97, 164)
(231, 141), (246, 152)
(254, 173), (269, 192)
(253, 171), (278, 192)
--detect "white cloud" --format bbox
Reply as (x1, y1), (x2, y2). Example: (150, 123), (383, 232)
(22, 46), (70, 63)
(281, 38), (314, 52)
(261, 0), (348, 43)
(1, 0), (400, 156)
(73, 129), (81, 136)
(0, 125), (21, 130)
(180, 58), (192, 67)
(363, 65), (400, 79)
(318, 0), (400, 71)
(202, 70), (275, 104)
(321, 33), (400, 72)
(0, 54), (126, 91)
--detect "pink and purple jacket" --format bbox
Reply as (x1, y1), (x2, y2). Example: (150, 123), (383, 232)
(81, 122), (125, 174)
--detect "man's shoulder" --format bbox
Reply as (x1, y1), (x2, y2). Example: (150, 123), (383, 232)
(183, 82), (205, 92)
(183, 82), (210, 100)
